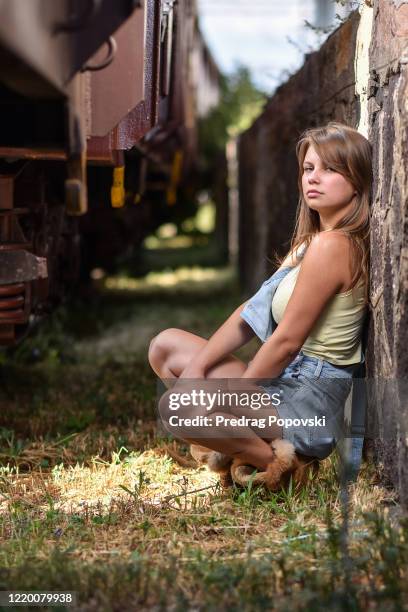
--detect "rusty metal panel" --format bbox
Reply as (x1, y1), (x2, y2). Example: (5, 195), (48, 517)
(86, 134), (118, 165)
(0, 148), (67, 161)
(115, 0), (161, 148)
(112, 0), (193, 152)
(85, 0), (218, 169)
(89, 7), (146, 137)
(166, 0), (195, 167)
(0, 175), (13, 210)
(0, 251), (47, 284)
(87, 0), (160, 157)
(168, 0), (192, 128)
(0, 0), (138, 97)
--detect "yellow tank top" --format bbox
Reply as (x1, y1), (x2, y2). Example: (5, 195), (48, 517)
(271, 264), (367, 365)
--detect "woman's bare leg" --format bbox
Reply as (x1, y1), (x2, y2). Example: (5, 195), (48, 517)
(169, 414), (277, 471)
(148, 327), (247, 379)
(148, 328), (282, 470)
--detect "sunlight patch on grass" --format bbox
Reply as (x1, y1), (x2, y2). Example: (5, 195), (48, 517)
(143, 235), (196, 249)
(103, 265), (236, 294)
(50, 448), (217, 513)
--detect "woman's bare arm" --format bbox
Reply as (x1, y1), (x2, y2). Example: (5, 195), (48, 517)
(187, 300), (256, 374)
(242, 233), (351, 379)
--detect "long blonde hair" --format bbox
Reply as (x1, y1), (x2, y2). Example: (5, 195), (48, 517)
(276, 122), (372, 304)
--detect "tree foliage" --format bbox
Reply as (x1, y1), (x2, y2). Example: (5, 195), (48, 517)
(198, 64), (267, 163)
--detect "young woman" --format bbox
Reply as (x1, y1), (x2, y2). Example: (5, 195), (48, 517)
(148, 122), (372, 482)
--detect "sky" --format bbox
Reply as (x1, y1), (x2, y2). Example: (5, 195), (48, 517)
(197, 0), (352, 94)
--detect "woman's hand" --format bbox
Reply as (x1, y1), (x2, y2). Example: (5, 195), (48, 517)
(178, 362), (206, 380)
(172, 363), (211, 403)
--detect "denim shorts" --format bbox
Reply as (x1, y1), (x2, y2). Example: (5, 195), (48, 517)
(259, 350), (357, 459)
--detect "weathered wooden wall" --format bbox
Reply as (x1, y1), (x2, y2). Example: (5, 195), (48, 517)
(366, 0), (408, 507)
(238, 1), (408, 507)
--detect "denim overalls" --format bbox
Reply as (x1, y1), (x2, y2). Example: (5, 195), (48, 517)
(240, 266), (366, 471)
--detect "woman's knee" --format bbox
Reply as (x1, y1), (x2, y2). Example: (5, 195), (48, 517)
(148, 328), (180, 368)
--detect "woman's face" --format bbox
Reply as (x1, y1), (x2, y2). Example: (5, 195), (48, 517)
(301, 144), (356, 212)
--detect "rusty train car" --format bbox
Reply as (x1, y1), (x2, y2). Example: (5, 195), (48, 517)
(0, 0), (220, 345)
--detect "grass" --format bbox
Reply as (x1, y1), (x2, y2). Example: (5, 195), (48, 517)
(0, 252), (407, 610)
